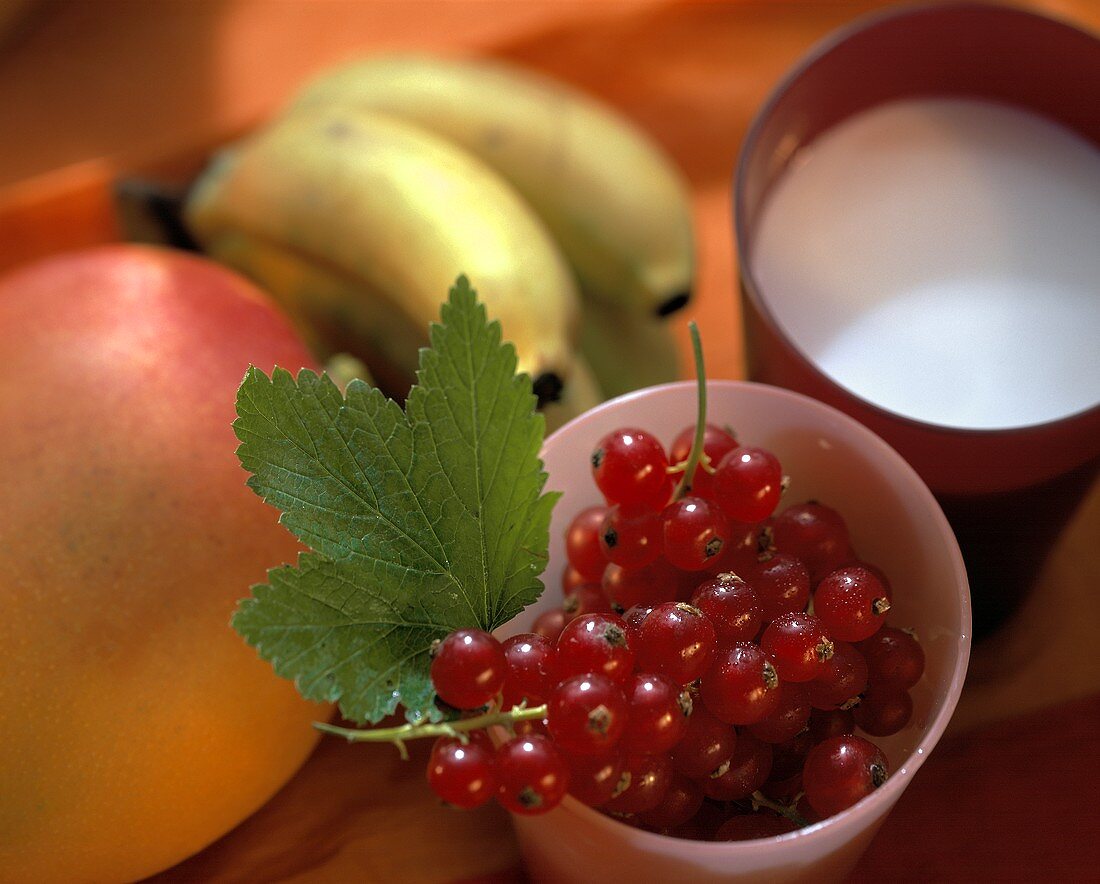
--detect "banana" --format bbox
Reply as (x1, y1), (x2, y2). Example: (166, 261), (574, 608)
(579, 296), (681, 400)
(541, 354), (604, 436)
(285, 54), (695, 318)
(184, 106), (580, 402)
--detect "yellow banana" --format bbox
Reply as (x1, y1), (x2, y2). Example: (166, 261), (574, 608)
(580, 297), (681, 400)
(541, 354), (604, 436)
(184, 106), (580, 401)
(285, 54), (695, 317)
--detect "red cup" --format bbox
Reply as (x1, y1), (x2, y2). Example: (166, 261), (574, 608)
(734, 2), (1100, 638)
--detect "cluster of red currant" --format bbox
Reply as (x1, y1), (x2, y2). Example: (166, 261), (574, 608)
(422, 423), (925, 839)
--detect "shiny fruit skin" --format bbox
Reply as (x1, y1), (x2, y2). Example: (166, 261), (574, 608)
(0, 246), (326, 883)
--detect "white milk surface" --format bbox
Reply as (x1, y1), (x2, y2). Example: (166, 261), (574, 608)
(751, 98), (1100, 430)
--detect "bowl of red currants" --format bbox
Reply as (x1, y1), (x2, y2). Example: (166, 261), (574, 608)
(498, 380), (971, 883)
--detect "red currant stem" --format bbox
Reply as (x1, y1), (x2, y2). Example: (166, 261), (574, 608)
(751, 790), (811, 828)
(673, 321), (707, 501)
(312, 703), (549, 760)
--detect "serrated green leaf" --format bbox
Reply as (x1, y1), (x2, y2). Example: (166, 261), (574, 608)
(232, 277), (557, 724)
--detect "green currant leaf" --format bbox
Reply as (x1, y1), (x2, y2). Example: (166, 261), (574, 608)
(231, 277), (557, 724)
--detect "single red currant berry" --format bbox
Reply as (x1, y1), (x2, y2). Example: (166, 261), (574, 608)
(567, 752), (624, 807)
(555, 613), (635, 685)
(622, 672), (692, 755)
(661, 496), (732, 571)
(591, 427), (671, 510)
(601, 559), (676, 613)
(713, 446), (784, 523)
(746, 681), (812, 744)
(669, 705), (737, 779)
(809, 708), (856, 743)
(565, 505), (610, 580)
(496, 735), (570, 815)
(815, 565), (892, 642)
(426, 735), (498, 809)
(702, 731), (773, 801)
(700, 642), (782, 725)
(744, 552), (810, 622)
(859, 626), (925, 692)
(548, 674), (628, 756)
(690, 572), (763, 644)
(853, 690), (913, 737)
(621, 603), (656, 643)
(802, 735), (889, 818)
(562, 583), (612, 622)
(807, 641), (869, 710)
(771, 501), (854, 584)
(532, 607), (567, 642)
(767, 728), (815, 782)
(637, 773), (704, 831)
(430, 629), (507, 710)
(759, 612), (835, 683)
(599, 505), (663, 569)
(604, 753), (674, 815)
(634, 602), (718, 685)
(669, 423), (739, 499)
(561, 564), (588, 597)
(501, 633), (556, 709)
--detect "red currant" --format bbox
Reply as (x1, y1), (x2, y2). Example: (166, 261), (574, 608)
(562, 582), (612, 622)
(815, 565), (892, 642)
(859, 626), (925, 692)
(532, 607), (567, 642)
(548, 673), (628, 756)
(634, 602), (717, 685)
(565, 505), (610, 581)
(690, 573), (763, 644)
(599, 505), (663, 569)
(713, 446), (784, 523)
(759, 612), (835, 683)
(771, 501), (854, 584)
(700, 642), (782, 726)
(621, 672), (692, 755)
(661, 496), (731, 571)
(702, 731), (773, 801)
(853, 690), (913, 737)
(668, 423), (739, 499)
(501, 633), (556, 709)
(496, 735), (570, 815)
(604, 753), (673, 815)
(555, 613), (635, 685)
(601, 559), (676, 612)
(426, 735), (498, 809)
(591, 427), (671, 510)
(744, 552), (810, 622)
(567, 752), (624, 807)
(561, 564), (588, 597)
(809, 707), (856, 743)
(746, 681), (812, 744)
(638, 773), (704, 831)
(669, 705), (737, 779)
(430, 629), (507, 710)
(806, 641), (869, 710)
(802, 734), (889, 818)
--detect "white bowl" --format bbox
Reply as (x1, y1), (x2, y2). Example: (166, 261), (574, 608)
(502, 380), (971, 883)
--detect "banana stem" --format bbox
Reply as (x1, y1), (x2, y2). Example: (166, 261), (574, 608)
(673, 321), (707, 500)
(313, 703), (549, 760)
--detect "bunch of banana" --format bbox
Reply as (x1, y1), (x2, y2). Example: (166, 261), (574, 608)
(185, 54), (692, 424)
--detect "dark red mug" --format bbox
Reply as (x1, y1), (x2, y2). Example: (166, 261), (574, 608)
(734, 2), (1100, 638)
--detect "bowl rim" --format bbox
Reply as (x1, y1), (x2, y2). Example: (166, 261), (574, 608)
(535, 378), (972, 852)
